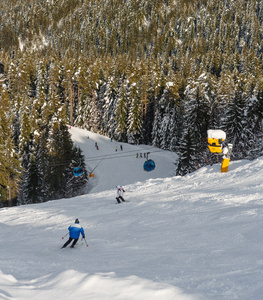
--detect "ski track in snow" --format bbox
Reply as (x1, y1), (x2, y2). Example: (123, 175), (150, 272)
(1, 126), (263, 299)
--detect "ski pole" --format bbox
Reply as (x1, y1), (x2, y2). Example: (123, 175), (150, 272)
(62, 232), (69, 239)
(83, 237), (88, 247)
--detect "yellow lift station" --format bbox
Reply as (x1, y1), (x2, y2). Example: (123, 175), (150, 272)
(207, 130), (233, 172)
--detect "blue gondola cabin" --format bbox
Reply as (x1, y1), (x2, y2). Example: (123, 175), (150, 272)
(143, 159), (155, 172)
(73, 167), (84, 177)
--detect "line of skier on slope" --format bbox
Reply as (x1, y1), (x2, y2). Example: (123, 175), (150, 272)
(95, 141), (123, 152)
(61, 186), (126, 249)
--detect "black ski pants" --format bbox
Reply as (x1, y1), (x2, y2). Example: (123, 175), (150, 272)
(116, 196), (125, 203)
(62, 237), (79, 248)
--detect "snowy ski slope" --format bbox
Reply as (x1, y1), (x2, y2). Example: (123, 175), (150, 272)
(1, 127), (263, 300)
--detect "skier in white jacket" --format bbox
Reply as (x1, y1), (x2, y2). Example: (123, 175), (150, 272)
(116, 185), (125, 203)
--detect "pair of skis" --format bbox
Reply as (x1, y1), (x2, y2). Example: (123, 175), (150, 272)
(116, 198), (129, 204)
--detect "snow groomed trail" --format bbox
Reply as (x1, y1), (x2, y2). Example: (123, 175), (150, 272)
(68, 126), (177, 193)
(0, 127), (263, 299)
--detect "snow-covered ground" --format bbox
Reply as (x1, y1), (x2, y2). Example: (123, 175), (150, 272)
(1, 127), (263, 300)
(69, 126), (177, 193)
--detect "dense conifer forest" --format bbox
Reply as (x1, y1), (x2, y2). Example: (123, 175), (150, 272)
(0, 0), (263, 206)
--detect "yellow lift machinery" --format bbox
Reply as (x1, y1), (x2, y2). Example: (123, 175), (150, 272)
(207, 129), (233, 172)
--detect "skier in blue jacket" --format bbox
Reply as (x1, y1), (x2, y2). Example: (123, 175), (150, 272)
(61, 219), (85, 249)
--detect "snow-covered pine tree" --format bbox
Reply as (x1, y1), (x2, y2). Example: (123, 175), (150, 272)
(79, 64), (102, 132)
(21, 128), (51, 204)
(176, 127), (198, 176)
(115, 77), (129, 142)
(176, 73), (211, 174)
(95, 68), (107, 134)
(151, 105), (162, 148)
(18, 103), (33, 201)
(168, 104), (182, 153)
(251, 79), (263, 135)
(47, 120), (71, 199)
(245, 77), (263, 159)
(159, 78), (179, 150)
(35, 130), (52, 203)
(0, 88), (22, 206)
(151, 73), (166, 148)
(102, 75), (118, 138)
(127, 80), (143, 144)
(221, 71), (248, 160)
(87, 88), (100, 132)
(159, 87), (175, 150)
(21, 151), (41, 204)
(140, 66), (155, 145)
(47, 119), (87, 199)
(75, 65), (93, 130)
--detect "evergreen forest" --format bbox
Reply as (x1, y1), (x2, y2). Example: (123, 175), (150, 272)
(0, 0), (263, 207)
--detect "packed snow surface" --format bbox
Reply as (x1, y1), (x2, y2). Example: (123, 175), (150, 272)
(1, 126), (263, 300)
(207, 129), (226, 140)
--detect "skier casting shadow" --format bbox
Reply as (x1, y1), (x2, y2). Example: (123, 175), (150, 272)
(116, 185), (125, 203)
(61, 219), (85, 248)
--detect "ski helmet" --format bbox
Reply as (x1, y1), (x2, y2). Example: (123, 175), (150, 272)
(75, 219), (79, 224)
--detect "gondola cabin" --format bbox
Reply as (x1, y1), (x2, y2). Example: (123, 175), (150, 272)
(143, 159), (155, 172)
(73, 167), (84, 177)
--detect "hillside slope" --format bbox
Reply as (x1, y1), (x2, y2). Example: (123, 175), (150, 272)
(0, 128), (263, 300)
(69, 126), (177, 193)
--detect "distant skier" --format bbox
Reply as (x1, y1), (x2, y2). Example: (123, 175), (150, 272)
(116, 185), (125, 203)
(115, 146), (118, 152)
(61, 219), (85, 249)
(120, 145), (123, 151)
